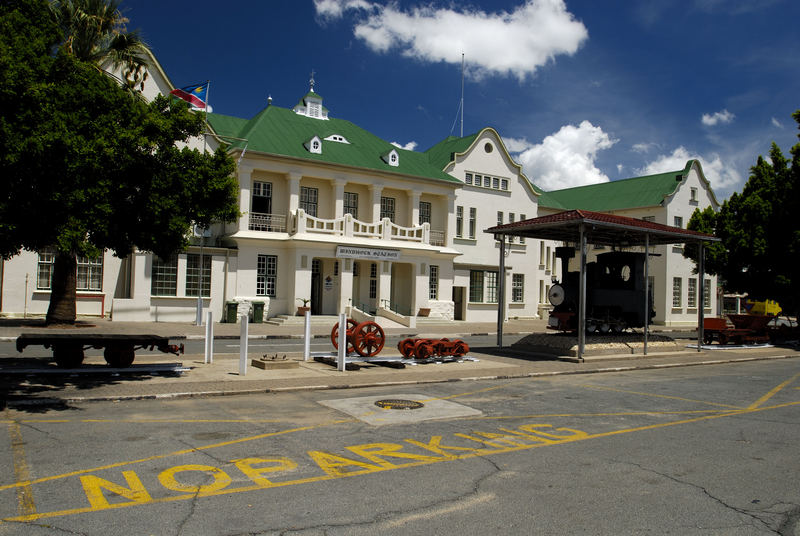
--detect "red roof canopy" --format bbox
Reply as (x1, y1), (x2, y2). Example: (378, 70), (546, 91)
(486, 209), (718, 247)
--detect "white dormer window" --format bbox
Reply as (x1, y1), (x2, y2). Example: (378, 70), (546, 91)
(382, 148), (399, 167)
(324, 134), (350, 144)
(308, 102), (321, 118)
(305, 135), (322, 154)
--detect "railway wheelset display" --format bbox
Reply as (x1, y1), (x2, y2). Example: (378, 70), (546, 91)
(327, 317), (471, 363)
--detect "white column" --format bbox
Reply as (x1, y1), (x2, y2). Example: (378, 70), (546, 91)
(409, 190), (421, 225)
(369, 184), (383, 221)
(288, 172), (301, 214)
(338, 258), (354, 313)
(446, 194), (456, 246)
(333, 178), (346, 219)
(378, 261), (392, 309)
(237, 165), (253, 232)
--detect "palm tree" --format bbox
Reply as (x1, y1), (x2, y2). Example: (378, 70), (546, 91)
(45, 0), (151, 324)
(50, 0), (150, 91)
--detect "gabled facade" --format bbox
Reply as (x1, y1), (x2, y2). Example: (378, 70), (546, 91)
(0, 49), (553, 324)
(537, 160), (721, 325)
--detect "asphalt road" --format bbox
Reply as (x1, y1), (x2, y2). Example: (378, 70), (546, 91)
(2, 358), (799, 535)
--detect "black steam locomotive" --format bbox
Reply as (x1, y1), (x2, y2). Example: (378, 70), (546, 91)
(547, 248), (655, 333)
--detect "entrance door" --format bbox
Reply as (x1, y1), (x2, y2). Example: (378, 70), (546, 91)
(311, 259), (322, 315)
(453, 286), (465, 320)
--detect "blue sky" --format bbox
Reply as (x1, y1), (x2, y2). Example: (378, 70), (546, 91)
(127, 0), (799, 199)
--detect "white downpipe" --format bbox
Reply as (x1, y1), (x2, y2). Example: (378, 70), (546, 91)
(239, 314), (248, 375)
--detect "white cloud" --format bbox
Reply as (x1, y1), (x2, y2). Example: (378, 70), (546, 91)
(771, 117), (784, 128)
(632, 142), (657, 154)
(501, 136), (534, 153)
(514, 121), (617, 191)
(637, 146), (742, 192)
(701, 109), (735, 126)
(391, 140), (418, 151)
(315, 0), (588, 81)
(314, 0), (372, 20)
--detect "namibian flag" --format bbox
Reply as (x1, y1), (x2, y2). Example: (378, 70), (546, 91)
(170, 82), (209, 109)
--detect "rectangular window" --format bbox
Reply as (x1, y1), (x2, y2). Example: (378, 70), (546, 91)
(496, 211), (503, 241)
(687, 278), (697, 308)
(370, 262), (377, 278)
(300, 186), (318, 216)
(334, 261), (339, 276)
(256, 254), (277, 297)
(485, 271), (498, 303)
(703, 278), (712, 308)
(465, 173), (473, 185)
(501, 179), (509, 191)
(75, 255), (103, 292)
(429, 265), (439, 300)
(468, 207), (476, 239)
(469, 271), (484, 302)
(483, 176), (491, 188)
(419, 201), (431, 225)
(186, 254), (211, 297)
(252, 181), (272, 214)
(37, 247), (56, 290)
(151, 255), (178, 296)
(691, 187), (698, 202)
(674, 216), (683, 228)
(512, 274), (524, 303)
(456, 206), (464, 238)
(519, 214), (526, 243)
(492, 177), (500, 189)
(369, 279), (377, 299)
(508, 213), (515, 244)
(343, 191), (358, 219)
(380, 196), (395, 222)
(672, 277), (682, 308)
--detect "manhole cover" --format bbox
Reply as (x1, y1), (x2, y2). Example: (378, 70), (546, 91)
(374, 399), (424, 410)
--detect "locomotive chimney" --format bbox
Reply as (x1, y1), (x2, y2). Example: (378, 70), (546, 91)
(555, 246), (575, 277)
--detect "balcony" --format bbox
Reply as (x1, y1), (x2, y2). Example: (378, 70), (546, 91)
(248, 212), (287, 232)
(275, 210), (446, 247)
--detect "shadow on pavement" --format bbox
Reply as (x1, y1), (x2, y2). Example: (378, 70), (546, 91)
(1, 357), (182, 414)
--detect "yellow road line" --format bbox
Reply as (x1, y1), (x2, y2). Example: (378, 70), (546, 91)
(7, 399), (800, 524)
(7, 421), (36, 517)
(0, 419), (354, 492)
(473, 409), (730, 420)
(581, 384), (744, 409)
(748, 372), (800, 410)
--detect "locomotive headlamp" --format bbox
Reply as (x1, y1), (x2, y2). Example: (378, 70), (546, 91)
(548, 284), (565, 306)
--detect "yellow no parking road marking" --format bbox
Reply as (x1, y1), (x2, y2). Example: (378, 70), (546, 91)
(0, 419), (354, 493)
(5, 399), (800, 524)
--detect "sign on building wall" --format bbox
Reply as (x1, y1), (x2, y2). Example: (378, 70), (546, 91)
(335, 246), (401, 261)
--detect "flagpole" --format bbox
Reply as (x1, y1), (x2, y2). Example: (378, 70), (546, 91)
(196, 79), (210, 327)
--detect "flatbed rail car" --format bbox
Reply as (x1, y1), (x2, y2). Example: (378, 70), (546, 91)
(16, 333), (185, 368)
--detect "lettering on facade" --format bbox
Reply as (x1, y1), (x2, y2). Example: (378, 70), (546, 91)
(335, 246), (401, 261)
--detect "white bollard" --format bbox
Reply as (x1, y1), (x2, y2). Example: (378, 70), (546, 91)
(204, 311), (214, 364)
(303, 309), (311, 362)
(337, 312), (346, 372)
(239, 314), (248, 376)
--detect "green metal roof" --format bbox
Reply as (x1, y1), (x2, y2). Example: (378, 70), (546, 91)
(424, 133), (479, 170)
(207, 104), (461, 185)
(538, 161), (699, 211)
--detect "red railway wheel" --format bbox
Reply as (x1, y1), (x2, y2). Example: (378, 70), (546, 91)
(331, 318), (358, 354)
(353, 321), (385, 357)
(414, 339), (434, 360)
(397, 338), (416, 358)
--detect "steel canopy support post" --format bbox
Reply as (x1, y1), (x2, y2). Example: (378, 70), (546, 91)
(698, 241), (705, 352)
(644, 234), (649, 356)
(497, 235), (506, 348)
(578, 225), (587, 360)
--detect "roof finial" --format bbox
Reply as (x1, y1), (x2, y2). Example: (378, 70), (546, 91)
(309, 69), (316, 93)
(267, 94), (272, 106)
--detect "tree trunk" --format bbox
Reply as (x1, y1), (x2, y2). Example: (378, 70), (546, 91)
(46, 252), (77, 325)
